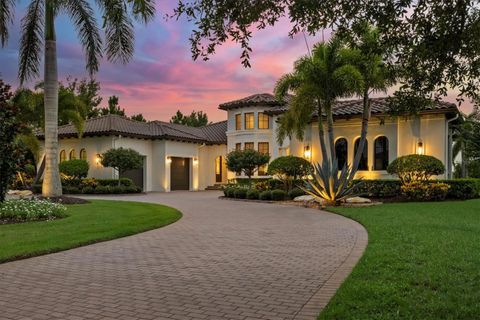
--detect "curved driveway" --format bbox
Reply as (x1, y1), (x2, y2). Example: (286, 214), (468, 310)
(0, 191), (367, 320)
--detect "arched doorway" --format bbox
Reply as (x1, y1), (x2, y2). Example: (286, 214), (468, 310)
(215, 156), (223, 183)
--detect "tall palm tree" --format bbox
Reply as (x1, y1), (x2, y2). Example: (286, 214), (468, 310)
(275, 37), (363, 165)
(1, 0), (155, 197)
(344, 23), (394, 180)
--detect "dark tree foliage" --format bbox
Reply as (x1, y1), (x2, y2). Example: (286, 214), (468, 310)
(100, 96), (126, 117)
(172, 0), (480, 103)
(66, 77), (103, 118)
(170, 110), (209, 127)
(100, 148), (143, 185)
(131, 113), (147, 122)
(0, 80), (21, 202)
(226, 149), (270, 187)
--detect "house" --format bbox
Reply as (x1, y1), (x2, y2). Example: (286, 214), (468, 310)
(39, 93), (460, 191)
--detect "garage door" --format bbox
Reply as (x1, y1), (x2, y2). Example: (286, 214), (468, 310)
(170, 157), (190, 190)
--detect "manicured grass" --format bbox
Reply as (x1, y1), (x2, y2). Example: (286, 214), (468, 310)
(0, 200), (181, 263)
(319, 199), (480, 320)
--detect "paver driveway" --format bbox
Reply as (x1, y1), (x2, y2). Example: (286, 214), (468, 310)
(0, 191), (367, 320)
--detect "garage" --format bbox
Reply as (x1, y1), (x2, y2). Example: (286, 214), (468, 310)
(121, 166), (144, 191)
(170, 157), (190, 190)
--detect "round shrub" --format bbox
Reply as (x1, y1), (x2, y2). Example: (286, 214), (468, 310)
(387, 154), (445, 183)
(288, 187), (305, 199)
(247, 189), (260, 200)
(94, 185), (109, 194)
(111, 186), (124, 194)
(59, 159), (89, 180)
(226, 188), (236, 198)
(259, 190), (272, 201)
(267, 156), (312, 190)
(234, 188), (247, 199)
(271, 189), (286, 201)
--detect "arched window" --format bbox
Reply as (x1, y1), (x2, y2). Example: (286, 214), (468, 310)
(59, 150), (66, 162)
(80, 148), (87, 160)
(374, 136), (389, 170)
(334, 138), (348, 170)
(354, 138), (368, 171)
(69, 149), (76, 160)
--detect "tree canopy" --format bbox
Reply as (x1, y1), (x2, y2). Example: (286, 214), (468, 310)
(172, 0), (480, 104)
(101, 148), (143, 185)
(170, 110), (209, 127)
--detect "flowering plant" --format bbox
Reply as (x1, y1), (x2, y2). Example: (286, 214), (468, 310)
(0, 199), (67, 223)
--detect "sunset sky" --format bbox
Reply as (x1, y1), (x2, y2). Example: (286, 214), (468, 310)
(0, 2), (473, 122)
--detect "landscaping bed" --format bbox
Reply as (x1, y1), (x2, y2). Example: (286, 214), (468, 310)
(319, 199), (480, 319)
(0, 200), (181, 263)
(0, 199), (68, 224)
(32, 178), (142, 195)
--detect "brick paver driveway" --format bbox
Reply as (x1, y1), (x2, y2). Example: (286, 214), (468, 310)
(0, 191), (367, 320)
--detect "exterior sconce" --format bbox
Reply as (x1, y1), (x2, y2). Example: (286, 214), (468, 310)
(193, 157), (198, 165)
(95, 154), (102, 166)
(166, 156), (172, 164)
(416, 140), (424, 155)
(304, 145), (311, 160)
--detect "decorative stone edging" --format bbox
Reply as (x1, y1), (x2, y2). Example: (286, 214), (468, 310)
(293, 216), (368, 320)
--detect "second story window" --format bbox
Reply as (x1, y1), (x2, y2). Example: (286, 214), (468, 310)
(244, 142), (254, 150)
(245, 112), (254, 130)
(258, 113), (270, 129)
(235, 114), (241, 130)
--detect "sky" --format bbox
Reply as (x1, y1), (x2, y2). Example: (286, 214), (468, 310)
(0, 2), (473, 122)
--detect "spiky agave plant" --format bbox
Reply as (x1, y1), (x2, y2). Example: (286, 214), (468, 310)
(300, 161), (361, 206)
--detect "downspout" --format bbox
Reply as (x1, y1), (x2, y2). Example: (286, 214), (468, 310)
(446, 114), (459, 179)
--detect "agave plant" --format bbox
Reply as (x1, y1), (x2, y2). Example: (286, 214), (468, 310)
(300, 160), (361, 206)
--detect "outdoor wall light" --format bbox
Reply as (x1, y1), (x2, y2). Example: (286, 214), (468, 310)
(166, 156), (172, 164)
(95, 154), (101, 165)
(416, 140), (424, 155)
(304, 145), (311, 160)
(193, 157), (198, 165)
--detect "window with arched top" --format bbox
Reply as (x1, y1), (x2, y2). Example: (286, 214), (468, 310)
(69, 149), (76, 160)
(334, 138), (348, 170)
(80, 148), (87, 160)
(59, 150), (66, 162)
(374, 136), (389, 170)
(354, 138), (368, 171)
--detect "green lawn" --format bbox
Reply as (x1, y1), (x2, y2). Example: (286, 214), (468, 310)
(319, 199), (480, 320)
(0, 200), (181, 263)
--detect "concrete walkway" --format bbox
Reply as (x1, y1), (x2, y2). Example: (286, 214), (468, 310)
(0, 191), (367, 320)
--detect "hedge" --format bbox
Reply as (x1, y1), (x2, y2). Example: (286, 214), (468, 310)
(32, 178), (141, 195)
(354, 179), (480, 200)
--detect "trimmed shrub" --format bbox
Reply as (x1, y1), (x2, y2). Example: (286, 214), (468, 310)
(226, 188), (236, 198)
(259, 190), (272, 201)
(267, 156), (312, 190)
(387, 154), (445, 183)
(401, 182), (450, 201)
(93, 185), (110, 194)
(439, 179), (480, 200)
(234, 188), (247, 199)
(59, 159), (89, 180)
(288, 187), (305, 199)
(247, 189), (260, 200)
(81, 186), (95, 194)
(353, 179), (401, 198)
(271, 189), (286, 201)
(96, 178), (134, 187)
(63, 186), (81, 194)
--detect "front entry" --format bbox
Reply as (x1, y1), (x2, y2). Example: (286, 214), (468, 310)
(215, 156), (223, 183)
(170, 157), (190, 190)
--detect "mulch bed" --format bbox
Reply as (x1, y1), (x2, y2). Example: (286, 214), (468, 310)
(37, 196), (90, 205)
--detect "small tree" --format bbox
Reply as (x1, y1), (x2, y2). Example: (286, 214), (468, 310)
(59, 159), (89, 181)
(387, 155), (445, 184)
(101, 148), (143, 186)
(0, 80), (20, 202)
(170, 110), (209, 127)
(267, 156), (312, 191)
(226, 149), (270, 188)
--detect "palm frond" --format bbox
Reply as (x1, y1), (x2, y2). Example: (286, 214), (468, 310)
(0, 0), (15, 47)
(18, 0), (44, 84)
(97, 0), (134, 64)
(129, 0), (156, 23)
(62, 0), (103, 75)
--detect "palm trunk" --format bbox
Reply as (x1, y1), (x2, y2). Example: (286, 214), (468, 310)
(316, 100), (329, 165)
(325, 101), (336, 165)
(349, 90), (371, 183)
(42, 1), (62, 197)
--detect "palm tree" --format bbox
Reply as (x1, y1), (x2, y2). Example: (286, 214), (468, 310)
(453, 110), (480, 177)
(275, 37), (363, 165)
(1, 0), (155, 197)
(344, 23), (394, 180)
